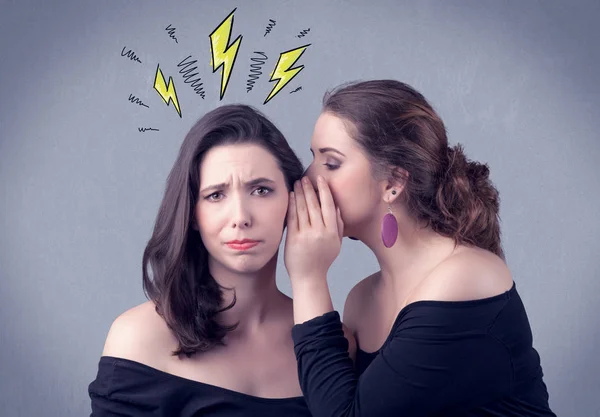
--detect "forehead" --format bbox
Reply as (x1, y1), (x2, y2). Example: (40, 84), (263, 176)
(312, 112), (358, 150)
(199, 143), (283, 182)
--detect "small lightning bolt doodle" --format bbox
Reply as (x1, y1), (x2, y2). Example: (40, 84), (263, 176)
(209, 8), (243, 100)
(264, 44), (310, 104)
(153, 64), (182, 118)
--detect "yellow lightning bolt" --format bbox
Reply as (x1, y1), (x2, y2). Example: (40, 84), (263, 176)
(153, 64), (181, 118)
(209, 8), (243, 100)
(264, 44), (311, 104)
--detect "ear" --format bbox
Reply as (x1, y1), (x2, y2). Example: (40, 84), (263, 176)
(381, 167), (408, 204)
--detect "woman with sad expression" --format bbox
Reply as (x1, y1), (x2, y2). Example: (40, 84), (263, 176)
(89, 105), (353, 416)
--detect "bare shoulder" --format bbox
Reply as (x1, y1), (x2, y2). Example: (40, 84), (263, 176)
(343, 271), (380, 329)
(101, 301), (175, 366)
(410, 246), (513, 304)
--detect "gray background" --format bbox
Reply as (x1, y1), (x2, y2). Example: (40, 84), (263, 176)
(1, 0), (599, 416)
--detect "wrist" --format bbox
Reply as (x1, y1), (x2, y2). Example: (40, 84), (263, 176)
(290, 272), (327, 287)
(291, 278), (334, 324)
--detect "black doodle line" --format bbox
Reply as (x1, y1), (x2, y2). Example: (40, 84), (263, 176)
(177, 55), (206, 99)
(264, 19), (276, 37)
(138, 127), (159, 132)
(165, 24), (178, 43)
(246, 52), (268, 92)
(128, 93), (149, 108)
(289, 86), (302, 94)
(297, 28), (310, 38)
(121, 46), (142, 63)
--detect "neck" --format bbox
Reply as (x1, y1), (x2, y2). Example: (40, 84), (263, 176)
(208, 253), (285, 336)
(352, 204), (456, 303)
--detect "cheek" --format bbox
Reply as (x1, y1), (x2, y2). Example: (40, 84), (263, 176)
(327, 175), (357, 209)
(195, 204), (221, 241)
(264, 195), (289, 227)
(327, 174), (373, 223)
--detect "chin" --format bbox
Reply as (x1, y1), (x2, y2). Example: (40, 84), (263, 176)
(230, 254), (277, 274)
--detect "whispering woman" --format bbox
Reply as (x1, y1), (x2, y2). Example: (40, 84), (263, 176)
(285, 80), (557, 416)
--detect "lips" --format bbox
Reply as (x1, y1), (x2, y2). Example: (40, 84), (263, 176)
(225, 239), (260, 251)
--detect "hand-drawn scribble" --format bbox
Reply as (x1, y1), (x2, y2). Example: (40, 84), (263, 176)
(124, 9), (312, 129)
(165, 24), (178, 43)
(209, 8), (243, 100)
(246, 52), (268, 93)
(297, 28), (311, 38)
(264, 19), (276, 37)
(178, 55), (206, 99)
(153, 64), (182, 118)
(128, 93), (150, 108)
(121, 46), (142, 63)
(264, 44), (311, 104)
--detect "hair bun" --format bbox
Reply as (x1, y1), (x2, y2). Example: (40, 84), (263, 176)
(436, 143), (502, 258)
(445, 144), (490, 188)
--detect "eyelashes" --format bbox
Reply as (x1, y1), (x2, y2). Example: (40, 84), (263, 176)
(323, 163), (340, 170)
(204, 186), (274, 202)
(205, 192), (223, 202)
(253, 186), (273, 196)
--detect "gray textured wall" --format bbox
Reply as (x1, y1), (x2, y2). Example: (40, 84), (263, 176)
(1, 1), (598, 416)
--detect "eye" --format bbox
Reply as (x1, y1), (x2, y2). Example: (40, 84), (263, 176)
(252, 186), (273, 196)
(323, 163), (340, 170)
(205, 191), (223, 202)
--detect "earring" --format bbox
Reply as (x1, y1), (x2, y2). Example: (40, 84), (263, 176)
(381, 191), (398, 248)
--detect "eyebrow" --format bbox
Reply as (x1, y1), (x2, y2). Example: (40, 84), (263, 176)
(310, 147), (346, 157)
(200, 177), (276, 194)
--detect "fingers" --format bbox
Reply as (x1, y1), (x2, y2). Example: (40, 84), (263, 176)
(316, 175), (338, 229)
(287, 191), (298, 232)
(336, 207), (344, 242)
(301, 177), (324, 227)
(294, 180), (310, 230)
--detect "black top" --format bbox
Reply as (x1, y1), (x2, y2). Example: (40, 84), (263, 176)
(292, 282), (557, 417)
(354, 345), (377, 376)
(88, 356), (311, 417)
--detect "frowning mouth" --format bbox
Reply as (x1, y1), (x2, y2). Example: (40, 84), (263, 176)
(225, 239), (260, 251)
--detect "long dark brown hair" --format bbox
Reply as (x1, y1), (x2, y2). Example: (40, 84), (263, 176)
(142, 104), (304, 357)
(323, 80), (504, 259)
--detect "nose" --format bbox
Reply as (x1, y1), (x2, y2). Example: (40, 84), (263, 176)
(230, 194), (252, 229)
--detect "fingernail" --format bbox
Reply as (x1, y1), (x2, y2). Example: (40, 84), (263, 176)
(317, 175), (323, 183)
(302, 176), (309, 184)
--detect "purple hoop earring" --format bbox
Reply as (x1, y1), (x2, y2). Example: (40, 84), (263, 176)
(381, 206), (398, 248)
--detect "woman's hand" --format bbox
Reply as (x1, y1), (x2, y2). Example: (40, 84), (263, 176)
(284, 175), (344, 323)
(284, 176), (344, 283)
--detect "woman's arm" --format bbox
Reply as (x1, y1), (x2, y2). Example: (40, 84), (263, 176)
(292, 309), (512, 417)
